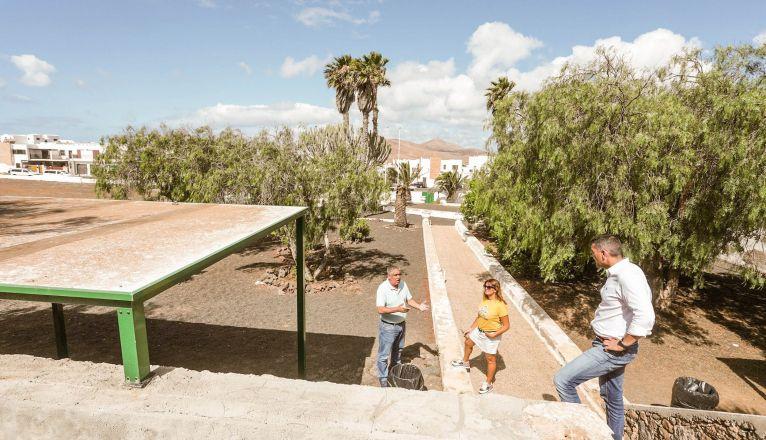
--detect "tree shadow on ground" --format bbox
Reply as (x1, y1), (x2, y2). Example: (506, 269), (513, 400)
(516, 274), (715, 348)
(321, 246), (408, 282)
(0, 308), (374, 385)
(231, 235), (409, 283)
(692, 273), (766, 354)
(0, 199), (101, 241)
(717, 357), (766, 401)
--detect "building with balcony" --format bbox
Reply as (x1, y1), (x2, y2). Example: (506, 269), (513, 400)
(0, 134), (102, 176)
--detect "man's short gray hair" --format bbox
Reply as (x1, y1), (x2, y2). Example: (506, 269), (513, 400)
(387, 266), (401, 275)
(591, 234), (623, 257)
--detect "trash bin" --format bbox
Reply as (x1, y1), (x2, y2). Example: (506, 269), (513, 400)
(424, 192), (434, 204)
(388, 363), (425, 390)
(670, 376), (719, 410)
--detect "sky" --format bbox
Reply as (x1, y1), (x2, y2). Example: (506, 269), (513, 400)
(1, 0), (765, 148)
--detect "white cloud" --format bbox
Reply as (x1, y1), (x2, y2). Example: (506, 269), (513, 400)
(754, 31), (766, 45)
(76, 79), (87, 88)
(239, 62), (253, 76)
(296, 7), (379, 27)
(0, 78), (6, 88)
(505, 28), (701, 91)
(167, 102), (339, 129)
(280, 54), (330, 78)
(466, 22), (543, 84)
(376, 25), (701, 148)
(10, 54), (56, 87)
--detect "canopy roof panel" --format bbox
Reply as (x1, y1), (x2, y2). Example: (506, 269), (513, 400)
(0, 197), (306, 300)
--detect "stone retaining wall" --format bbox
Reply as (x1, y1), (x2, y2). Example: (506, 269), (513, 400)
(624, 404), (766, 440)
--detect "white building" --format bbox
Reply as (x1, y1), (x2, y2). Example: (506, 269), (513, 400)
(0, 134), (102, 176)
(438, 159), (464, 176)
(386, 157), (431, 187)
(466, 155), (490, 175)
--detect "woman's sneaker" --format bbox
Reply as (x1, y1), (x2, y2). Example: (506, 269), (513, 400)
(479, 381), (493, 394)
(450, 359), (469, 368)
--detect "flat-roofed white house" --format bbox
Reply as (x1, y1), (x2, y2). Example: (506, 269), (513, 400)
(0, 134), (102, 176)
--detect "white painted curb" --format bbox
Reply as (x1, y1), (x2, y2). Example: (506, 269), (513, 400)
(454, 220), (608, 416)
(422, 216), (474, 394)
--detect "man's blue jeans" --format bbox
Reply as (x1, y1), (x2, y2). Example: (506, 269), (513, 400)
(377, 320), (406, 386)
(554, 338), (638, 440)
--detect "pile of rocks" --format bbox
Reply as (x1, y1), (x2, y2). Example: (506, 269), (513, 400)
(256, 269), (359, 296)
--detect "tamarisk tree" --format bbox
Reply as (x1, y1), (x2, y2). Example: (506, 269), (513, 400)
(465, 44), (766, 310)
(94, 124), (387, 281)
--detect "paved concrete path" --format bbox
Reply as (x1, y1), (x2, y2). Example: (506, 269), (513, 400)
(431, 224), (563, 400)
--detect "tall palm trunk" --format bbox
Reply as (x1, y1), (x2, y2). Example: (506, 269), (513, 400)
(372, 106), (379, 138)
(343, 112), (350, 132)
(362, 111), (370, 134)
(394, 186), (408, 227)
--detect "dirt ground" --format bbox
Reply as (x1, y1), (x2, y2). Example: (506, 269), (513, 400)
(0, 179), (441, 390)
(517, 272), (766, 415)
(470, 230), (766, 415)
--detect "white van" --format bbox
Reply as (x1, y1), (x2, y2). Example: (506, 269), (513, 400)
(9, 168), (36, 176)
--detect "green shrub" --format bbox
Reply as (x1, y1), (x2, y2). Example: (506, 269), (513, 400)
(341, 219), (371, 242)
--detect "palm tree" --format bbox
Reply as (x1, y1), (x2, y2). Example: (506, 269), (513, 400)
(485, 76), (515, 114)
(435, 170), (467, 202)
(324, 55), (356, 131)
(353, 52), (391, 137)
(387, 162), (422, 227)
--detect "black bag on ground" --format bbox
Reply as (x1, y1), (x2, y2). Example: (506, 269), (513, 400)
(388, 363), (425, 390)
(670, 376), (719, 410)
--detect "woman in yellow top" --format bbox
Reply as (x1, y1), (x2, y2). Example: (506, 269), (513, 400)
(451, 278), (510, 394)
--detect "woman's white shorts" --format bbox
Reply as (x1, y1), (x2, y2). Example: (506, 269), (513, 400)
(468, 327), (501, 354)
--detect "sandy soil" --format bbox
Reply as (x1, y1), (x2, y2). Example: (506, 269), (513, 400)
(0, 180), (441, 390)
(471, 228), (766, 415)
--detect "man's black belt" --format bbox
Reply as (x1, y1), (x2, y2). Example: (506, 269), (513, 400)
(381, 319), (404, 325)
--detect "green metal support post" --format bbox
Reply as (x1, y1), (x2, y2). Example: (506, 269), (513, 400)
(117, 302), (151, 385)
(296, 216), (306, 379)
(51, 303), (69, 359)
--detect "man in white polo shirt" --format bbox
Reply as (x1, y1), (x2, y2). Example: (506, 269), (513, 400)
(376, 266), (429, 387)
(554, 234), (655, 440)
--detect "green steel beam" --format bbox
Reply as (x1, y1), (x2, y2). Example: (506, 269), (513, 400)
(0, 291), (130, 308)
(296, 216), (306, 379)
(0, 284), (131, 303)
(133, 208), (308, 303)
(51, 303), (69, 359)
(117, 303), (151, 385)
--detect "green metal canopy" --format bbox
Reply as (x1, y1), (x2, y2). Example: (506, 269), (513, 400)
(0, 196), (307, 385)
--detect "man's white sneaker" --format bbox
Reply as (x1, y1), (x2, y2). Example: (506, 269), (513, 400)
(479, 381), (493, 394)
(450, 359), (469, 368)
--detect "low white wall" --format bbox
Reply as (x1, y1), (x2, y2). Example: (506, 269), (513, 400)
(421, 216), (473, 394)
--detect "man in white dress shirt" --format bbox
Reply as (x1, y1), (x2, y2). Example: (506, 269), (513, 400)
(554, 234), (655, 440)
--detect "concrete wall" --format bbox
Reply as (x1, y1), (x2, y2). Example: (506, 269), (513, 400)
(0, 355), (614, 440)
(0, 142), (12, 167)
(624, 403), (766, 440)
